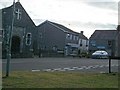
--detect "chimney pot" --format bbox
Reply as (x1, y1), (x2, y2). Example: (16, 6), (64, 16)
(81, 31), (83, 34)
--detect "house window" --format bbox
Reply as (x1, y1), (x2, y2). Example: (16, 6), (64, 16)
(80, 44), (82, 46)
(53, 45), (57, 51)
(92, 43), (96, 46)
(86, 45), (88, 47)
(76, 36), (79, 41)
(91, 40), (96, 47)
(15, 8), (22, 20)
(26, 33), (32, 45)
(86, 40), (88, 47)
(80, 39), (82, 46)
(108, 40), (112, 47)
(73, 36), (76, 40)
(70, 34), (72, 40)
(66, 34), (70, 39)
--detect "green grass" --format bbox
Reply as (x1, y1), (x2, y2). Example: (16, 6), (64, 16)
(2, 71), (119, 88)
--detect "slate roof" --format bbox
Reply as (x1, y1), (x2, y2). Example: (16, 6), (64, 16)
(38, 20), (88, 40)
(79, 33), (88, 40)
(1, 2), (36, 27)
(89, 30), (117, 40)
(49, 21), (78, 34)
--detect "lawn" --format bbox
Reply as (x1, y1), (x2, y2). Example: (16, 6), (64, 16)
(2, 71), (119, 88)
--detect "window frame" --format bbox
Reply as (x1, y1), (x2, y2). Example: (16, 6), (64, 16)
(26, 33), (32, 46)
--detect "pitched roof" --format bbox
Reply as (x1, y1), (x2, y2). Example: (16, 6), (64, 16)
(89, 30), (117, 40)
(49, 21), (78, 34)
(38, 20), (88, 40)
(79, 33), (88, 40)
(48, 21), (88, 40)
(1, 2), (35, 26)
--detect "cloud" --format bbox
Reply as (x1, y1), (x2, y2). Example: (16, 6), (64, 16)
(0, 0), (13, 9)
(23, 0), (117, 25)
(77, 22), (117, 29)
(64, 21), (117, 31)
(33, 19), (46, 26)
(84, 2), (118, 11)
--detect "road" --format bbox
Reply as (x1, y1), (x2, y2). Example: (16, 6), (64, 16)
(2, 57), (119, 73)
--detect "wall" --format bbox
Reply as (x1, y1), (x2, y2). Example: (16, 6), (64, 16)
(37, 22), (66, 56)
(78, 39), (88, 53)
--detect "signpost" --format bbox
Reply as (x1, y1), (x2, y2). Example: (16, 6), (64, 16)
(108, 56), (111, 73)
(107, 49), (112, 73)
(107, 40), (112, 73)
(5, 0), (15, 77)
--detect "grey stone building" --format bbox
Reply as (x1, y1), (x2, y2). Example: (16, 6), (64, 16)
(2, 2), (37, 58)
(37, 20), (88, 57)
(89, 30), (117, 58)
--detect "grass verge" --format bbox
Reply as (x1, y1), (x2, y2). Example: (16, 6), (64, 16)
(2, 71), (119, 88)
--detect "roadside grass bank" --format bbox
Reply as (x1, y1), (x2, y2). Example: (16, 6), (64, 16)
(2, 71), (119, 88)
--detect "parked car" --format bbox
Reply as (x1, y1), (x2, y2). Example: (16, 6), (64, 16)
(91, 50), (108, 59)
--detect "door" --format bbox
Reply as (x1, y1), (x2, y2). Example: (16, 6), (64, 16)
(11, 36), (21, 54)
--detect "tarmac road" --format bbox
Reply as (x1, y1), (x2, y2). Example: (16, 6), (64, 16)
(2, 57), (119, 73)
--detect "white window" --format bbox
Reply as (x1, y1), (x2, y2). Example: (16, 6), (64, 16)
(76, 36), (79, 41)
(52, 45), (57, 51)
(86, 40), (88, 47)
(66, 34), (70, 39)
(73, 35), (75, 40)
(26, 33), (32, 45)
(70, 34), (72, 40)
(74, 35), (78, 40)
(15, 8), (22, 20)
(80, 39), (82, 46)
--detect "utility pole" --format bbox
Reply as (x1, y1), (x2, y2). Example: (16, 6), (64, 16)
(109, 56), (111, 73)
(6, 0), (15, 77)
(108, 40), (112, 73)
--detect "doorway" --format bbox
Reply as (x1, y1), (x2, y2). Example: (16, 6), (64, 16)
(11, 36), (21, 54)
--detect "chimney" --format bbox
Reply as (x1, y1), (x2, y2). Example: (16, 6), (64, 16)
(117, 25), (120, 31)
(80, 31), (83, 34)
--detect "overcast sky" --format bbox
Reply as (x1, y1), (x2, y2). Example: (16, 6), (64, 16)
(0, 0), (119, 38)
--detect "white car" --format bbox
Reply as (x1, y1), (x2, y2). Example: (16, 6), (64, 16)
(92, 50), (109, 59)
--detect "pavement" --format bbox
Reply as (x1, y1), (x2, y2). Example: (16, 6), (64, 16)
(2, 57), (119, 73)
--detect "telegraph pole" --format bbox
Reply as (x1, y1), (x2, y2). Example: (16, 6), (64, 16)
(109, 56), (111, 73)
(108, 40), (112, 73)
(6, 0), (15, 77)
